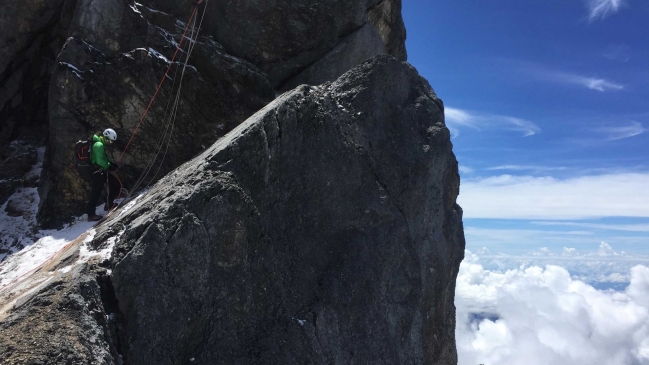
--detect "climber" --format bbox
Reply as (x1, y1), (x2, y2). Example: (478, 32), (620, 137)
(85, 128), (122, 222)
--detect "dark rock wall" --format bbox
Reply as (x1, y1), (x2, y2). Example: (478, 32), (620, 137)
(1, 0), (408, 227)
(144, 0), (407, 87)
(0, 0), (75, 148)
(37, 1), (275, 227)
(95, 56), (464, 365)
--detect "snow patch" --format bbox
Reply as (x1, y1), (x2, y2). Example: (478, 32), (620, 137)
(148, 48), (170, 64)
(59, 62), (84, 79)
(0, 225), (96, 287)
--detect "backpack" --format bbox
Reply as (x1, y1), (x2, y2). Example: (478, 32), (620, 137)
(73, 138), (94, 177)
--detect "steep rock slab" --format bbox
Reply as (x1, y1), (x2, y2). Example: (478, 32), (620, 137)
(38, 0), (274, 227)
(102, 55), (464, 364)
(146, 0), (407, 87)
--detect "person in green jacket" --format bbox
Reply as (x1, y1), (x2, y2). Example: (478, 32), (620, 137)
(86, 129), (122, 221)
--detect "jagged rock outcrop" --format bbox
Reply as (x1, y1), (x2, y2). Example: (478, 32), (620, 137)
(107, 55), (462, 364)
(0, 55), (464, 364)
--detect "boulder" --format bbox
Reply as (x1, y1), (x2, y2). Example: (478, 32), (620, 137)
(37, 0), (275, 227)
(100, 55), (464, 364)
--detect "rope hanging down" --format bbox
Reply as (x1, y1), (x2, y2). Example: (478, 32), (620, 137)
(127, 0), (208, 196)
(117, 2), (201, 164)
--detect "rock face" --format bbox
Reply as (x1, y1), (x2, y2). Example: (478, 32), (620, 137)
(0, 56), (464, 364)
(0, 0), (75, 149)
(5, 0), (409, 228)
(37, 0), (275, 227)
(0, 264), (121, 364)
(103, 55), (462, 364)
(145, 0), (407, 87)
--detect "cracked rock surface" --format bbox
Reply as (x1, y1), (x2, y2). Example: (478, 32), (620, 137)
(92, 55), (464, 365)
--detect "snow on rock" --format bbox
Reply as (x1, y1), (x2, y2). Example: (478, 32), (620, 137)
(0, 223), (96, 287)
(0, 177), (145, 289)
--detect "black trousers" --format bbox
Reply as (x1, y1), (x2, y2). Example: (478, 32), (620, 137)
(85, 170), (121, 216)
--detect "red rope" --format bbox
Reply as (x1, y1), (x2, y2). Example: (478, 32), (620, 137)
(118, 4), (199, 164)
(114, 172), (123, 203)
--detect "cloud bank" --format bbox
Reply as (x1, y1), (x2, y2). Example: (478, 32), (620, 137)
(473, 243), (649, 285)
(456, 251), (649, 365)
(459, 173), (649, 219)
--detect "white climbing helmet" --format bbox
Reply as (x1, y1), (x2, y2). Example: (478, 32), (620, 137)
(103, 128), (117, 141)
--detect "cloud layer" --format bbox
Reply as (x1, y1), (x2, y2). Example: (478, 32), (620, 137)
(473, 243), (649, 284)
(459, 173), (649, 219)
(456, 251), (649, 365)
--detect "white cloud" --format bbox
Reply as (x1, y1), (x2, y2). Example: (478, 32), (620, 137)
(445, 107), (540, 138)
(499, 116), (541, 137)
(445, 107), (478, 128)
(594, 121), (644, 140)
(555, 72), (624, 92)
(456, 251), (649, 365)
(587, 0), (627, 21)
(526, 65), (625, 92)
(459, 165), (475, 174)
(459, 173), (649, 219)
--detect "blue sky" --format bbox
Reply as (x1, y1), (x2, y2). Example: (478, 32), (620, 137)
(403, 0), (649, 255)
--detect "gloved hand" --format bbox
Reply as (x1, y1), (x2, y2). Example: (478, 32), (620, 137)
(108, 162), (119, 171)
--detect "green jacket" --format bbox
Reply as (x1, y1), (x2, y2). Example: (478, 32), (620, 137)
(90, 135), (111, 170)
